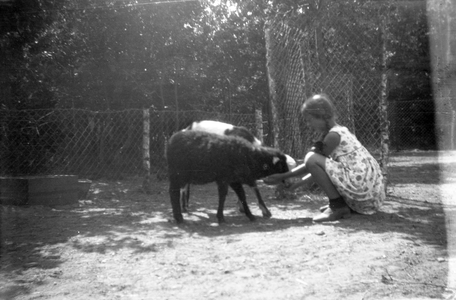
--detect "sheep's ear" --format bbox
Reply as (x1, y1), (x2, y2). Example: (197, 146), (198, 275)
(273, 156), (280, 165)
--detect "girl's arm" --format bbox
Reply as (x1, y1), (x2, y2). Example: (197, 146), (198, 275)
(288, 163), (309, 177)
(322, 132), (340, 157)
(263, 162), (308, 184)
(264, 132), (340, 185)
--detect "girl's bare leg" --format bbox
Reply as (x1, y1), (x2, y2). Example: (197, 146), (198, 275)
(303, 152), (340, 198)
(304, 152), (351, 222)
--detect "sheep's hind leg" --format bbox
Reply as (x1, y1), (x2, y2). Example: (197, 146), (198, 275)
(180, 184), (190, 213)
(216, 182), (229, 223)
(169, 181), (184, 223)
(229, 182), (256, 222)
(251, 184), (272, 218)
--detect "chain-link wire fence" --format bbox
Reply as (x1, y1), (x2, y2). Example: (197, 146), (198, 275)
(0, 104), (450, 195)
(1, 109), (143, 178)
(0, 109), (260, 181)
(264, 5), (387, 163)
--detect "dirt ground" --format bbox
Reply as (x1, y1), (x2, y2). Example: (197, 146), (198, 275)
(1, 151), (456, 300)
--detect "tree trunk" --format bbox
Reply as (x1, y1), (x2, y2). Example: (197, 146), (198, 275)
(174, 82), (179, 132)
(380, 16), (390, 192)
(264, 20), (280, 148)
(143, 108), (150, 176)
(142, 108), (152, 194)
(255, 108), (263, 143)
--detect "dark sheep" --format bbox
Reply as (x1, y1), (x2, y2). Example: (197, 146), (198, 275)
(166, 130), (289, 224)
(181, 120), (297, 214)
(181, 120), (261, 213)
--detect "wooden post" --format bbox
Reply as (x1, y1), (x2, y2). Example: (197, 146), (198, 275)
(143, 108), (150, 175)
(265, 20), (294, 200)
(174, 81), (179, 131)
(255, 108), (264, 143)
(98, 113), (105, 173)
(142, 108), (152, 193)
(159, 78), (166, 172)
(380, 16), (390, 192)
(264, 20), (280, 148)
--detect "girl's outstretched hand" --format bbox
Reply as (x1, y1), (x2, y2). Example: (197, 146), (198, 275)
(263, 173), (284, 185)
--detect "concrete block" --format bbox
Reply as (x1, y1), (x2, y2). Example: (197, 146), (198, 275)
(0, 175), (79, 206)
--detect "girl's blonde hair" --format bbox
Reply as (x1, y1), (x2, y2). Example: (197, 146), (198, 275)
(300, 93), (336, 121)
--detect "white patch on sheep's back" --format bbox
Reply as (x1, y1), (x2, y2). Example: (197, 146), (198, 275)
(190, 120), (233, 136)
(189, 120), (262, 146)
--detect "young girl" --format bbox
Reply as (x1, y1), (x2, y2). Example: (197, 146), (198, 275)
(263, 94), (385, 222)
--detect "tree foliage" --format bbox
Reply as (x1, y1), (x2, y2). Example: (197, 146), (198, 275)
(0, 0), (441, 117)
(0, 0), (272, 113)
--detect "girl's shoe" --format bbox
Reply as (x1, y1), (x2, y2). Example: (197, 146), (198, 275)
(312, 206), (351, 222)
(320, 204), (356, 213)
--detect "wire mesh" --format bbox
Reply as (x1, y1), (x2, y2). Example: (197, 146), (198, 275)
(265, 8), (385, 161)
(0, 109), (259, 180)
(0, 104), (448, 192)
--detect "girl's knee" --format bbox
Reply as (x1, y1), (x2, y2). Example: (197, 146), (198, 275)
(304, 152), (315, 164)
(304, 152), (326, 169)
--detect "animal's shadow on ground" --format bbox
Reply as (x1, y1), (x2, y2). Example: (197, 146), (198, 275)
(177, 196), (448, 250)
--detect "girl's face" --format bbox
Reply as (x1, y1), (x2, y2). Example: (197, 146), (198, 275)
(305, 113), (327, 132)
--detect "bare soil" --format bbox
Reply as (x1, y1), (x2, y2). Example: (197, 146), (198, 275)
(1, 151), (456, 300)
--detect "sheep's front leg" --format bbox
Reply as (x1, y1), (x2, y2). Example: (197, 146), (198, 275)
(169, 180), (184, 223)
(230, 182), (256, 222)
(250, 184), (272, 218)
(216, 182), (229, 223)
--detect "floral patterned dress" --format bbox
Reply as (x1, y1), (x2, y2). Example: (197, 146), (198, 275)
(325, 125), (385, 214)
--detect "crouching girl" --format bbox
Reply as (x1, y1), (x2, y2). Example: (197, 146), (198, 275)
(263, 94), (385, 222)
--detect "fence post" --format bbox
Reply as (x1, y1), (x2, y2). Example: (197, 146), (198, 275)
(98, 112), (105, 173)
(174, 81), (179, 131)
(255, 108), (263, 143)
(142, 108), (152, 193)
(264, 20), (280, 148)
(380, 16), (390, 192)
